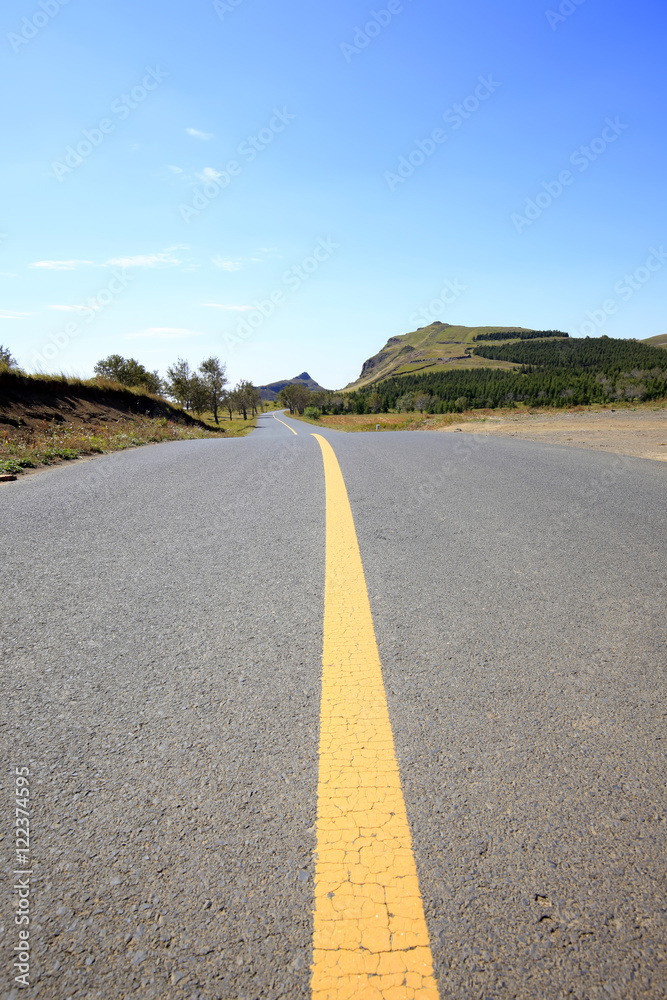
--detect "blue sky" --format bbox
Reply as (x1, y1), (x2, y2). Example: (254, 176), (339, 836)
(2, 0), (665, 389)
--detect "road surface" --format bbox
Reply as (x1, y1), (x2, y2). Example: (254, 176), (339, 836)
(1, 410), (665, 999)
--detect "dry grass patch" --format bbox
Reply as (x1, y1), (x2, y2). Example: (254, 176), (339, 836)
(291, 400), (667, 437)
(291, 411), (484, 432)
(0, 413), (255, 477)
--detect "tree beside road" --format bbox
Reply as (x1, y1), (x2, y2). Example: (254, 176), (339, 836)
(199, 357), (228, 424)
(278, 383), (311, 414)
(91, 354), (262, 424)
(94, 354), (163, 395)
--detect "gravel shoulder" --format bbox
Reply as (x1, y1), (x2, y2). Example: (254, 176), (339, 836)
(438, 405), (667, 462)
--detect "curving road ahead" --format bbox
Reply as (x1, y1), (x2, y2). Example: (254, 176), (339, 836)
(1, 410), (665, 1000)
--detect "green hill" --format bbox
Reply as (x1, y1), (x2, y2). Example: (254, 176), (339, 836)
(642, 334), (667, 349)
(345, 336), (667, 411)
(346, 322), (566, 388)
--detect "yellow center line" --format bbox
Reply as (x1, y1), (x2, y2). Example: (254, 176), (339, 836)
(311, 433), (439, 1000)
(274, 413), (298, 435)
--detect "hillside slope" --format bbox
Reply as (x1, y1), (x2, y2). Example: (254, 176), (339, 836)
(643, 333), (667, 349)
(346, 322), (545, 388)
(0, 371), (209, 429)
(0, 371), (228, 478)
(347, 324), (665, 390)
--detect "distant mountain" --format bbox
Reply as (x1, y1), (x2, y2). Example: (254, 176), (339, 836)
(258, 371), (328, 401)
(346, 322), (557, 388)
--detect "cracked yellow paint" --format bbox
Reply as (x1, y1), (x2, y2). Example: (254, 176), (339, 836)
(311, 434), (439, 1000)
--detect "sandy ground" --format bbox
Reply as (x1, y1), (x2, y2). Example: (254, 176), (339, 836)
(441, 406), (667, 462)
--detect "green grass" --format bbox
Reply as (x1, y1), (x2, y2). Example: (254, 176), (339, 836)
(196, 410), (259, 435)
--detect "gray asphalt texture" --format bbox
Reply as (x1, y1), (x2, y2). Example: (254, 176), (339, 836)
(1, 410), (665, 1000)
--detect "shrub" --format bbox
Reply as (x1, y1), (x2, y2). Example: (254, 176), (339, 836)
(42, 447), (79, 462)
(304, 406), (321, 420)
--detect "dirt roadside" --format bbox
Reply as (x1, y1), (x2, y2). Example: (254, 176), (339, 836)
(439, 406), (667, 462)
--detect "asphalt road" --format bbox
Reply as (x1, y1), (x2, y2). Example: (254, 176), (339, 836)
(1, 411), (665, 1000)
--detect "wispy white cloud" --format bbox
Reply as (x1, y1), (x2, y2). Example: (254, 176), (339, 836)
(202, 303), (254, 311)
(197, 166), (222, 183)
(30, 259), (94, 271)
(168, 165), (184, 174)
(209, 247), (282, 271)
(0, 309), (34, 319)
(126, 327), (201, 339)
(48, 303), (100, 313)
(0, 272), (18, 278)
(212, 255), (242, 271)
(186, 128), (213, 141)
(105, 245), (189, 269)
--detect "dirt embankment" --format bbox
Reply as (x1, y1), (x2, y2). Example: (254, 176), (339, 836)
(0, 371), (210, 430)
(0, 372), (227, 479)
(440, 405), (667, 462)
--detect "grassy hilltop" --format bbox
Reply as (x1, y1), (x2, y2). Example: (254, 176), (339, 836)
(346, 323), (665, 390)
(346, 322), (558, 388)
(643, 333), (667, 349)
